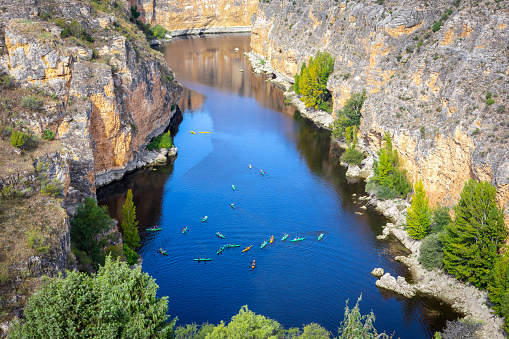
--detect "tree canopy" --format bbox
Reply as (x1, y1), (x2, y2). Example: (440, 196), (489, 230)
(406, 180), (432, 240)
(9, 256), (173, 339)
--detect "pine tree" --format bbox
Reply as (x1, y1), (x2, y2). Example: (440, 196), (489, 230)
(442, 180), (507, 288)
(406, 180), (431, 239)
(122, 189), (140, 250)
(488, 251), (509, 312)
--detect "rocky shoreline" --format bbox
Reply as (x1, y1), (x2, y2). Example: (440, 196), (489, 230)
(244, 50), (505, 338)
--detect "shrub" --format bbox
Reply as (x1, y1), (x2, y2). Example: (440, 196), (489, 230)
(150, 24), (169, 38)
(338, 295), (391, 338)
(147, 131), (173, 150)
(123, 243), (139, 265)
(331, 90), (366, 139)
(419, 233), (444, 270)
(0, 74), (15, 89)
(374, 185), (400, 200)
(432, 20), (442, 32)
(442, 180), (506, 288)
(9, 256), (174, 338)
(486, 98), (495, 106)
(294, 51), (334, 111)
(21, 95), (43, 110)
(439, 319), (482, 339)
(26, 229), (50, 254)
(42, 129), (55, 140)
(59, 19), (94, 42)
(10, 130), (27, 148)
(341, 148), (364, 165)
(406, 180), (432, 239)
(175, 323), (215, 339)
(41, 179), (63, 197)
(431, 206), (451, 233)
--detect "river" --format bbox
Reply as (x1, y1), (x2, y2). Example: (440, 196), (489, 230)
(97, 34), (460, 338)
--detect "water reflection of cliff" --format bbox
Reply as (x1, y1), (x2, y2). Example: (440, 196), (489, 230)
(157, 35), (295, 117)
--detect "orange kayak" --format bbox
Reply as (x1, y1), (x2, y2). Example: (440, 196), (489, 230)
(251, 260), (256, 269)
(242, 245), (252, 252)
(270, 235), (274, 244)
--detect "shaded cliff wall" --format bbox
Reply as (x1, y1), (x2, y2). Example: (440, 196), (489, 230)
(251, 0), (509, 216)
(129, 0), (258, 31)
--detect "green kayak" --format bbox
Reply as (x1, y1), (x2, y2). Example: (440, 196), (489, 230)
(281, 234), (289, 241)
(318, 233), (324, 241)
(216, 232), (225, 239)
(201, 216), (208, 222)
(225, 244), (240, 248)
(232, 184), (236, 190)
(260, 241), (267, 249)
(182, 227), (188, 234)
(147, 227), (162, 231)
(216, 247), (225, 254)
(290, 237), (305, 242)
(194, 258), (211, 262)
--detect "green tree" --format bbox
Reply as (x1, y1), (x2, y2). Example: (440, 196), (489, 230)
(337, 295), (391, 338)
(122, 189), (140, 250)
(442, 180), (507, 288)
(294, 51), (334, 111)
(206, 306), (285, 338)
(488, 250), (509, 312)
(340, 125), (364, 165)
(300, 323), (330, 338)
(9, 256), (174, 339)
(331, 90), (367, 139)
(406, 180), (432, 239)
(70, 197), (114, 268)
(431, 206), (451, 234)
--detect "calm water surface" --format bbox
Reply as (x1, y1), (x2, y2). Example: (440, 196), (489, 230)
(98, 35), (460, 338)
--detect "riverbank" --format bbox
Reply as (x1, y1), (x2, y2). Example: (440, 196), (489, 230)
(244, 49), (505, 338)
(150, 27), (252, 46)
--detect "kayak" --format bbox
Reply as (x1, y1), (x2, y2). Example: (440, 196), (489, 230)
(230, 203), (236, 209)
(232, 184), (236, 190)
(216, 246), (225, 254)
(318, 233), (324, 241)
(201, 216), (208, 222)
(147, 227), (162, 231)
(251, 261), (255, 269)
(216, 232), (225, 239)
(242, 245), (252, 252)
(260, 241), (267, 249)
(190, 131), (196, 134)
(270, 235), (274, 244)
(157, 248), (168, 255)
(290, 237), (306, 242)
(199, 131), (211, 134)
(225, 244), (240, 248)
(260, 169), (265, 175)
(249, 164), (252, 169)
(182, 227), (188, 234)
(194, 258), (211, 262)
(281, 234), (289, 241)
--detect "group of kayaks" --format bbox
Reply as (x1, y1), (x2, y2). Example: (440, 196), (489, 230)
(190, 131), (211, 134)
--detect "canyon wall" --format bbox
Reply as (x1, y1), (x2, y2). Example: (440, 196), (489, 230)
(129, 0), (258, 32)
(251, 0), (509, 217)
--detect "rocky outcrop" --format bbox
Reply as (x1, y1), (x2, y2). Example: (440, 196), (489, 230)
(130, 0), (258, 32)
(251, 0), (509, 221)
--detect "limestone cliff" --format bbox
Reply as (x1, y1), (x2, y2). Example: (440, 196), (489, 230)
(251, 0), (509, 217)
(129, 0), (258, 32)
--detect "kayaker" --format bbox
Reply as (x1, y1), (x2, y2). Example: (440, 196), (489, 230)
(249, 164), (252, 169)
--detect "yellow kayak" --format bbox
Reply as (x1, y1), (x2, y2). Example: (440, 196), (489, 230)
(198, 131), (210, 134)
(270, 235), (274, 244)
(242, 245), (252, 253)
(190, 131), (196, 134)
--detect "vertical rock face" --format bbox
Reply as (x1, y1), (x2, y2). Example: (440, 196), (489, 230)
(129, 0), (258, 31)
(251, 0), (509, 218)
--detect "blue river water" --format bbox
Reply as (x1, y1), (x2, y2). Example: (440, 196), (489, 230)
(98, 34), (460, 338)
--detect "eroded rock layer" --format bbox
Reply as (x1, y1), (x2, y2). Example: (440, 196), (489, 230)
(251, 0), (509, 217)
(129, 0), (258, 31)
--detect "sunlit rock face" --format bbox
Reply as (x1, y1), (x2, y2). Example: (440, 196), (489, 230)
(129, 0), (258, 31)
(251, 0), (509, 221)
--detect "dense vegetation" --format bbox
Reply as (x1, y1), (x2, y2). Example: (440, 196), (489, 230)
(294, 51), (334, 112)
(70, 197), (115, 270)
(130, 5), (170, 41)
(331, 90), (366, 139)
(365, 133), (412, 200)
(147, 131), (173, 151)
(9, 257), (174, 339)
(339, 125), (364, 165)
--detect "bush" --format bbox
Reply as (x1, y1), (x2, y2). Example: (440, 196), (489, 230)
(9, 256), (174, 339)
(10, 130), (27, 148)
(375, 185), (400, 200)
(439, 319), (482, 339)
(58, 19), (94, 42)
(41, 178), (63, 197)
(338, 295), (391, 338)
(294, 51), (334, 111)
(341, 148), (364, 165)
(26, 229), (50, 254)
(147, 131), (173, 150)
(486, 98), (495, 106)
(431, 206), (451, 233)
(432, 20), (442, 32)
(150, 24), (169, 38)
(42, 129), (55, 140)
(21, 95), (43, 110)
(123, 243), (139, 265)
(175, 323), (215, 339)
(419, 233), (444, 270)
(0, 74), (15, 89)
(331, 90), (367, 139)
